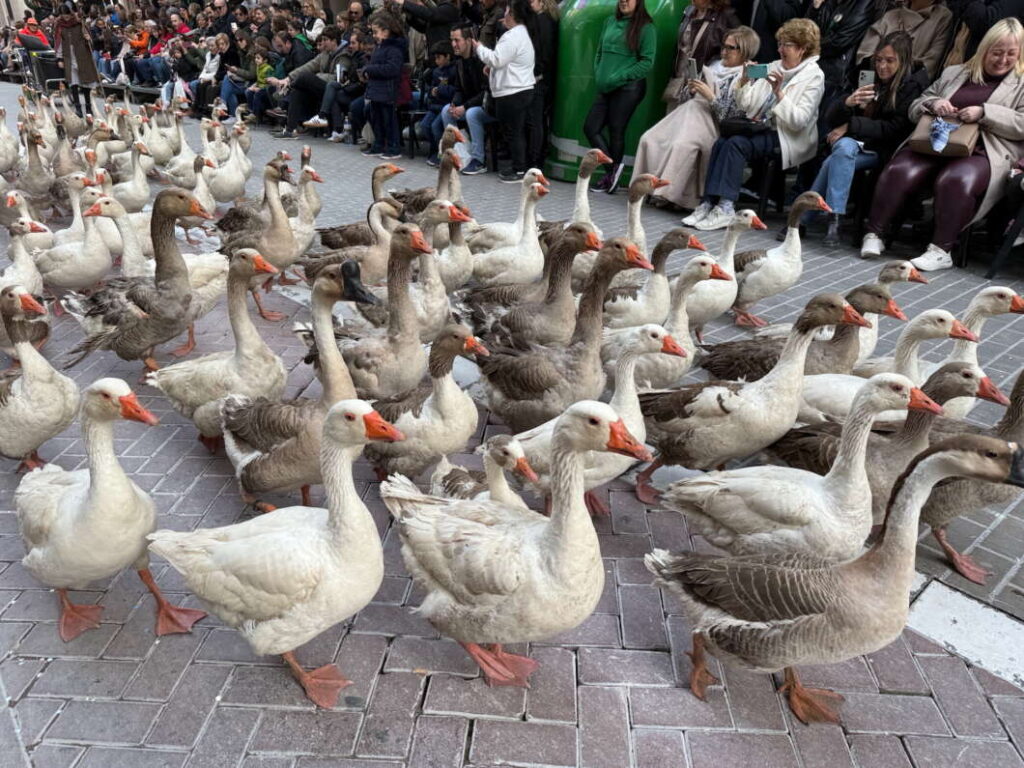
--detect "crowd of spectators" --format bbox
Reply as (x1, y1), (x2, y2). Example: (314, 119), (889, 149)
(2, 0), (1024, 270)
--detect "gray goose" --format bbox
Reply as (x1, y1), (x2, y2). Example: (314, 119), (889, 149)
(647, 436), (1024, 724)
(478, 238), (653, 433)
(317, 162), (406, 250)
(698, 282), (905, 382)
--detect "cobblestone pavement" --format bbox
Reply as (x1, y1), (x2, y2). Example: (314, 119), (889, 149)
(1, 83), (1024, 767)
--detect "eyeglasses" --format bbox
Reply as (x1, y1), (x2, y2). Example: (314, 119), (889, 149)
(722, 44), (740, 51)
(778, 41), (799, 49)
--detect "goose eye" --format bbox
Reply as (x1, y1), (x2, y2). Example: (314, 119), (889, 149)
(101, 392), (111, 400)
(986, 450), (998, 458)
(589, 417), (599, 426)
(345, 413), (355, 421)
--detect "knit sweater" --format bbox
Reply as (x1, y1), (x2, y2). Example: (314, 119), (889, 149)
(593, 15), (656, 94)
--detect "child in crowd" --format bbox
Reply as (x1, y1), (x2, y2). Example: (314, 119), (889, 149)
(361, 11), (407, 160)
(421, 40), (456, 166)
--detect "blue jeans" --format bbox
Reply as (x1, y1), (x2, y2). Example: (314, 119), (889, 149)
(220, 77), (248, 115)
(703, 132), (782, 204)
(442, 103), (495, 164)
(807, 136), (879, 217)
(134, 56), (170, 84)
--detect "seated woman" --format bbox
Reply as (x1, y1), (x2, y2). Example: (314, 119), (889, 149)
(856, 0), (952, 80)
(806, 31), (929, 246)
(683, 17), (824, 231)
(862, 17), (1024, 272)
(662, 0), (740, 113)
(635, 25), (757, 212)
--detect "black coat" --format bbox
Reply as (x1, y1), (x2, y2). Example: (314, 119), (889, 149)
(731, 0), (802, 63)
(402, 0), (460, 50)
(947, 0), (1024, 58)
(364, 36), (407, 103)
(526, 10), (558, 83)
(805, 0), (874, 87)
(451, 53), (488, 110)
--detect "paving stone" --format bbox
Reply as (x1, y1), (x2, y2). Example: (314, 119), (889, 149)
(542, 612), (621, 648)
(917, 655), (1006, 738)
(353, 603), (438, 637)
(145, 664), (232, 749)
(241, 758), (294, 768)
(687, 733), (798, 768)
(77, 747), (187, 768)
(795, 658), (879, 694)
(336, 632), (390, 707)
(423, 674), (526, 720)
(525, 647), (577, 724)
(297, 760), (401, 768)
(355, 672), (424, 758)
(790, 723), (855, 768)
(974, 665), (1024, 697)
(609, 491), (649, 535)
(103, 602), (164, 660)
(848, 735), (913, 768)
(46, 700), (162, 745)
(124, 630), (206, 701)
(719, 663), (786, 732)
(13, 697), (63, 745)
(15, 621), (119, 658)
(647, 510), (690, 551)
(407, 716), (468, 768)
(618, 584), (667, 650)
(196, 627), (264, 663)
(904, 629), (949, 655)
(592, 561), (618, 615)
(2, 587), (101, 621)
(666, 614), (720, 689)
(865, 637), (929, 695)
(222, 661), (321, 708)
(383, 637), (478, 677)
(32, 659), (139, 698)
(904, 736), (1024, 768)
(577, 648), (674, 686)
(633, 729), (689, 768)
(27, 744), (83, 768)
(596, 534), (651, 558)
(188, 707), (261, 768)
(615, 558), (655, 585)
(469, 720), (577, 768)
(578, 686), (630, 768)
(251, 710), (362, 757)
(993, 697), (1024, 748)
(631, 685), (733, 729)
(840, 693), (950, 735)
(0, 621), (31, 656)
(0, 656), (45, 699)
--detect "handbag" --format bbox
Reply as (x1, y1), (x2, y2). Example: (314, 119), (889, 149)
(908, 115), (980, 158)
(662, 10), (710, 104)
(719, 116), (772, 138)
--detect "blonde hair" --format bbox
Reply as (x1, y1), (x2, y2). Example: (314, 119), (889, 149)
(725, 25), (760, 63)
(776, 18), (820, 60)
(966, 17), (1024, 84)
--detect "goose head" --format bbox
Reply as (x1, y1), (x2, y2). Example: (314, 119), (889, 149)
(81, 378), (160, 426)
(790, 190), (831, 215)
(846, 282), (906, 322)
(230, 249), (278, 279)
(0, 284), (45, 320)
(5, 191), (24, 209)
(440, 147), (462, 172)
(652, 228), (706, 272)
(922, 362), (1009, 406)
(432, 323), (489, 363)
(628, 173), (670, 202)
(794, 293), (869, 333)
(133, 141), (151, 156)
(579, 148), (613, 178)
(300, 145), (312, 165)
(312, 261), (379, 305)
(967, 286), (1024, 317)
(523, 167), (550, 188)
(680, 254), (731, 284)
(28, 129), (45, 149)
(859, 373), (941, 415)
(559, 222), (602, 253)
(373, 162), (405, 184)
(628, 324), (687, 358)
(324, 399), (405, 446)
(907, 435), (1024, 489)
(476, 434), (539, 483)
(193, 155), (216, 174)
(878, 260), (928, 285)
(596, 237), (654, 272)
(8, 217), (48, 238)
(82, 194), (127, 219)
(265, 157), (292, 184)
(392, 223), (432, 259)
(727, 209), (767, 232)
(907, 309), (978, 343)
(154, 189), (213, 220)
(420, 200), (472, 228)
(63, 172), (95, 192)
(554, 401), (652, 460)
(299, 165), (325, 185)
(440, 125), (467, 152)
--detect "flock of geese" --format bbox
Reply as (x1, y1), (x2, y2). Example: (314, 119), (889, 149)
(1, 86), (1023, 725)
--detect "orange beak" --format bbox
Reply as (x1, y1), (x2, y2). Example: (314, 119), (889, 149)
(536, 172), (550, 186)
(908, 267), (928, 284)
(584, 231), (603, 251)
(189, 199), (214, 220)
(652, 176), (670, 189)
(513, 456), (539, 484)
(883, 298), (907, 321)
(363, 410), (405, 442)
(817, 197), (832, 212)
(451, 153), (463, 171)
(606, 418), (653, 461)
(534, 184), (548, 197)
(83, 202), (103, 217)
(119, 393), (160, 426)
(19, 293), (46, 315)
(204, 158), (216, 168)
(308, 170), (324, 183)
(977, 377), (1011, 406)
(387, 163), (404, 174)
(1011, 294), (1024, 313)
(5, 195), (16, 208)
(410, 230), (432, 254)
(28, 221), (47, 233)
(949, 319), (979, 342)
(82, 177), (96, 186)
(660, 334), (687, 358)
(907, 387), (943, 415)
(463, 335), (489, 356)
(709, 262), (731, 281)
(841, 303), (871, 328)
(595, 150), (613, 165)
(687, 234), (706, 251)
(452, 128), (466, 143)
(448, 205), (472, 223)
(626, 244), (654, 271)
(750, 214), (768, 230)
(279, 151), (292, 161)
(251, 253), (278, 275)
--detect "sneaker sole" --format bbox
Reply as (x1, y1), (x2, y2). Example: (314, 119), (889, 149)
(461, 169), (486, 175)
(499, 177), (524, 184)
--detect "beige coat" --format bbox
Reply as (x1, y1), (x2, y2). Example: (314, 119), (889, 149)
(909, 64), (1024, 225)
(857, 4), (953, 79)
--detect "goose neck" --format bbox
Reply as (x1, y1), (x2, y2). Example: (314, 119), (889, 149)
(150, 205), (188, 285)
(626, 199), (646, 254)
(5, 316), (48, 374)
(228, 268), (269, 359)
(542, 434), (599, 562)
(264, 173), (289, 229)
(437, 159), (453, 201)
(892, 327), (926, 381)
(311, 286), (355, 404)
(321, 441), (375, 545)
(718, 227), (742, 273)
(951, 306), (987, 362)
(113, 212), (148, 278)
(518, 196), (540, 244)
(482, 453), (514, 504)
(83, 414), (133, 506)
(666, 275), (698, 340)
(386, 253), (417, 338)
(825, 394), (876, 497)
(571, 263), (619, 347)
(997, 373), (1024, 439)
(543, 243), (577, 303)
(755, 324), (817, 389)
(573, 169), (592, 224)
(609, 353), (642, 426)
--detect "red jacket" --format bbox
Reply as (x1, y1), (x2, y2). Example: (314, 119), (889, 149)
(18, 26), (49, 47)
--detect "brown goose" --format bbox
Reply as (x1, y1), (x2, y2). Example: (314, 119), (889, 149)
(302, 198), (405, 286)
(647, 436), (1024, 724)
(537, 147), (612, 239)
(317, 162), (405, 249)
(635, 294), (869, 503)
(768, 362), (1009, 524)
(389, 145), (464, 217)
(479, 239), (653, 433)
(698, 282), (905, 382)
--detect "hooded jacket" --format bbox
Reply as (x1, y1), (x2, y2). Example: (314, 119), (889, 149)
(364, 36), (408, 103)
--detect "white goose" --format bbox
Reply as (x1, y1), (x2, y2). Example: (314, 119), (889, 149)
(471, 183), (548, 286)
(466, 169), (549, 252)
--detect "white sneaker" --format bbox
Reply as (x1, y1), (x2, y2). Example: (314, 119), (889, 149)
(911, 244), (954, 272)
(682, 202), (712, 227)
(695, 205), (734, 231)
(327, 131), (346, 143)
(860, 232), (885, 259)
(303, 115), (329, 128)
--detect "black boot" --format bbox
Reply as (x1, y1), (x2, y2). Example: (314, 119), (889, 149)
(823, 214), (841, 247)
(70, 85), (85, 117)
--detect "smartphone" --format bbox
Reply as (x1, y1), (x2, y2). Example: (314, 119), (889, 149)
(859, 70), (876, 88)
(230, 22), (237, 32)
(747, 63), (769, 80)
(685, 57), (698, 81)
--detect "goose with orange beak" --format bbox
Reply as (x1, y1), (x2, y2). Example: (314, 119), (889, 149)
(16, 378), (206, 644)
(150, 400), (404, 709)
(382, 401), (649, 688)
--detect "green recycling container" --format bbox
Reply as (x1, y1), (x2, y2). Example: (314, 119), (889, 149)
(547, 0), (688, 183)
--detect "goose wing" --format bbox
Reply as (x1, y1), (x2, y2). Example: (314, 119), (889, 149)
(478, 347), (564, 400)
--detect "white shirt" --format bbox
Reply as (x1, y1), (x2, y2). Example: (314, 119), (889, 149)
(474, 24), (535, 98)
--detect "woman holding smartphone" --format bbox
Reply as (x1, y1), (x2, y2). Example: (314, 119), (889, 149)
(806, 31), (927, 246)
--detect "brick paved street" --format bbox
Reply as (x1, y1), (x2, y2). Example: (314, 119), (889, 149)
(2, 82), (1024, 766)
